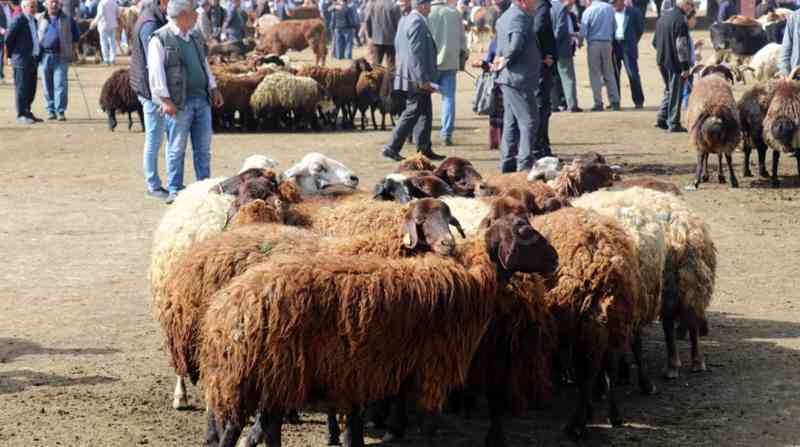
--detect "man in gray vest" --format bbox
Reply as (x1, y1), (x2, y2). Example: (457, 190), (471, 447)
(493, 0), (539, 173)
(148, 0), (223, 204)
(37, 0), (80, 120)
(130, 0), (170, 200)
(381, 0), (444, 162)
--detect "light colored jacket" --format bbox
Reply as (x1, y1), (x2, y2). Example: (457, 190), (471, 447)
(780, 9), (800, 75)
(427, 0), (467, 71)
(95, 0), (118, 33)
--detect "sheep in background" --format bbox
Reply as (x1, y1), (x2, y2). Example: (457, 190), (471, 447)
(762, 67), (800, 186)
(297, 58), (374, 129)
(739, 43), (781, 82)
(738, 80), (776, 180)
(684, 64), (741, 190)
(99, 69), (143, 132)
(212, 72), (265, 131)
(249, 71), (328, 130)
(256, 19), (327, 66)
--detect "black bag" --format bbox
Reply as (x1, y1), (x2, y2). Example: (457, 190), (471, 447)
(472, 72), (496, 116)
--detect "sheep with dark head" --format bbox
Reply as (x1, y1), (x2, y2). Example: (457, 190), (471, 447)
(99, 69), (143, 132)
(761, 67), (800, 186)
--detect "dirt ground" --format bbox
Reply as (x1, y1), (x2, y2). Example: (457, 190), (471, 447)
(1, 29), (800, 447)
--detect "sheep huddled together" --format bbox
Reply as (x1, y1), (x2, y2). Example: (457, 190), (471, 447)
(149, 151), (720, 446)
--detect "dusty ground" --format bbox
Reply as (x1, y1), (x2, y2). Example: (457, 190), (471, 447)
(1, 29), (800, 447)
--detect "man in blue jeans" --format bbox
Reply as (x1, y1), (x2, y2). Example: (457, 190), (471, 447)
(427, 0), (466, 146)
(148, 0), (223, 204)
(129, 0), (169, 200)
(37, 0), (80, 121)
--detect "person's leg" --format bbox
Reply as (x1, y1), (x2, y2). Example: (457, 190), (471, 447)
(535, 65), (553, 157)
(601, 42), (620, 106)
(386, 45), (396, 67)
(27, 62), (37, 117)
(14, 67), (25, 118)
(99, 29), (110, 63)
(668, 72), (685, 129)
(656, 65), (670, 125)
(40, 54), (56, 115)
(499, 85), (520, 173)
(54, 60), (69, 115)
(139, 95), (167, 192)
(335, 29), (345, 59)
(587, 43), (604, 108)
(550, 66), (565, 110)
(189, 97), (213, 182)
(0, 45), (5, 81)
(384, 93), (421, 155)
(558, 58), (578, 110)
(516, 88), (538, 171)
(345, 29), (354, 59)
(624, 51), (645, 107)
(438, 70), (456, 142)
(164, 104), (193, 195)
(612, 41), (624, 101)
(413, 92), (433, 152)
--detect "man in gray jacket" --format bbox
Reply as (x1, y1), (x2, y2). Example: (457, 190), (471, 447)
(382, 0), (444, 161)
(779, 8), (800, 76)
(551, 0), (581, 112)
(366, 0), (401, 65)
(493, 0), (539, 173)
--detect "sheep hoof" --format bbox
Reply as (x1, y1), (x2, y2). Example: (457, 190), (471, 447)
(663, 367), (680, 380)
(692, 360), (707, 373)
(172, 396), (189, 410)
(684, 184), (698, 192)
(718, 175), (726, 184)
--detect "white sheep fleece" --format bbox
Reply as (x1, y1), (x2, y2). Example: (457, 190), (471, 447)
(442, 196), (491, 238)
(572, 189), (668, 324)
(748, 43), (781, 81)
(240, 155), (278, 173)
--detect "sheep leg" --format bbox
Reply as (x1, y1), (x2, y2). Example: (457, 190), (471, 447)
(326, 407), (341, 445)
(756, 143), (768, 178)
(107, 110), (117, 132)
(127, 111), (134, 131)
(692, 152), (705, 190)
(370, 106), (378, 131)
(743, 144), (753, 177)
(632, 330), (657, 395)
(564, 346), (601, 440)
(264, 411), (284, 447)
(382, 391), (408, 442)
(342, 407), (364, 447)
(795, 150), (800, 179)
(242, 411), (266, 447)
(419, 410), (439, 447)
(285, 409), (301, 424)
(484, 390), (509, 447)
(717, 153), (726, 184)
(604, 350), (623, 428)
(771, 150), (781, 188)
(218, 420), (244, 447)
(662, 318), (681, 379)
(689, 323), (707, 373)
(725, 153), (739, 188)
(205, 409), (222, 446)
(172, 375), (189, 410)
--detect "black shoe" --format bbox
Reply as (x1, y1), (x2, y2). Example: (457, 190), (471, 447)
(668, 126), (688, 133)
(655, 121), (668, 130)
(419, 149), (446, 161)
(47, 113), (58, 120)
(569, 107), (583, 113)
(27, 113), (43, 123)
(382, 149), (404, 161)
(634, 103), (644, 110)
(591, 104), (604, 112)
(610, 102), (621, 111)
(58, 113), (66, 121)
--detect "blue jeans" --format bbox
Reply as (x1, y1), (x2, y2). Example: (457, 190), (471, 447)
(139, 95), (167, 192)
(437, 70), (457, 140)
(99, 29), (117, 64)
(40, 53), (69, 114)
(164, 96), (213, 194)
(334, 28), (354, 59)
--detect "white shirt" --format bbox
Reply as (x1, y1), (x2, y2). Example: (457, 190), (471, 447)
(614, 10), (624, 41)
(147, 20), (218, 105)
(96, 0), (119, 32)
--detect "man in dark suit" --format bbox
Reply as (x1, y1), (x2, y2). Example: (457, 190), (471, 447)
(654, 0), (692, 132)
(5, 0), (41, 124)
(534, 0), (556, 157)
(611, 0), (644, 108)
(382, 0), (444, 161)
(493, 0), (539, 173)
(552, 0), (581, 112)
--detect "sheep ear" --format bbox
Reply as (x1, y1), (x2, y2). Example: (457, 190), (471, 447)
(402, 221), (419, 249)
(689, 64), (705, 78)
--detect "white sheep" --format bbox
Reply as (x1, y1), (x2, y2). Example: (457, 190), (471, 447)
(441, 196), (491, 237)
(742, 43), (781, 82)
(281, 152), (359, 194)
(239, 155), (278, 173)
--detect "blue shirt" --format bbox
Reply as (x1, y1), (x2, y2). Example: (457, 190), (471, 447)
(580, 1), (616, 42)
(40, 14), (81, 51)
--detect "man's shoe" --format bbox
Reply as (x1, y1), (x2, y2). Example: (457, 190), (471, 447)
(47, 113), (58, 120)
(655, 121), (669, 130)
(16, 116), (35, 125)
(569, 107), (583, 113)
(58, 113), (66, 121)
(591, 104), (604, 112)
(382, 148), (404, 161)
(634, 103), (644, 110)
(419, 149), (446, 161)
(610, 102), (621, 111)
(668, 126), (688, 133)
(28, 114), (43, 123)
(147, 187), (169, 201)
(165, 192), (179, 205)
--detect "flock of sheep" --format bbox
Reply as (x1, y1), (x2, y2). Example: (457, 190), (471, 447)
(148, 149), (718, 447)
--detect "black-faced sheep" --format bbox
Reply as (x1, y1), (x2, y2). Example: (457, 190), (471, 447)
(761, 68), (800, 186)
(99, 68), (143, 132)
(685, 64), (742, 189)
(296, 58), (373, 128)
(738, 80), (777, 180)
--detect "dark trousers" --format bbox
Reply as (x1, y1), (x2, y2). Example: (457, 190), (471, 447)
(656, 65), (685, 129)
(612, 41), (645, 107)
(499, 84), (538, 173)
(0, 45), (5, 80)
(536, 64), (554, 157)
(13, 62), (38, 118)
(384, 91), (432, 154)
(369, 43), (396, 67)
(550, 66), (566, 110)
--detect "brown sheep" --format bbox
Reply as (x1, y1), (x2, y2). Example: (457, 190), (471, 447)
(99, 68), (143, 132)
(614, 176), (682, 195)
(551, 161), (615, 197)
(213, 71), (266, 131)
(227, 197), (287, 227)
(256, 19), (327, 66)
(355, 65), (388, 130)
(685, 65), (742, 189)
(198, 214), (554, 446)
(296, 58), (373, 128)
(433, 157), (488, 196)
(531, 207), (641, 440)
(738, 80), (777, 181)
(761, 69), (800, 186)
(394, 153), (438, 173)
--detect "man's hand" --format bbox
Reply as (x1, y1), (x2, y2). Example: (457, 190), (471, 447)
(491, 56), (506, 72)
(160, 98), (177, 116)
(212, 88), (224, 108)
(417, 82), (435, 93)
(543, 55), (554, 67)
(681, 70), (690, 79)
